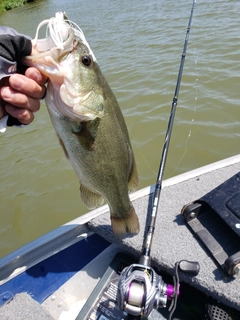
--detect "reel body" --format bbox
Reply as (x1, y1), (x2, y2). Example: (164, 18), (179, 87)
(118, 263), (177, 317)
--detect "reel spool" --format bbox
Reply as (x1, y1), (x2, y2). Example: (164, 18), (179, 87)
(118, 264), (179, 317)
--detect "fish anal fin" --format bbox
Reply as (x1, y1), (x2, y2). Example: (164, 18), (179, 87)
(111, 205), (140, 237)
(128, 155), (139, 193)
(80, 184), (104, 209)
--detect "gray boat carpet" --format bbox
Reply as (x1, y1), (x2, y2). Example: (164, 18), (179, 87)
(0, 292), (54, 320)
(88, 161), (240, 311)
(0, 161), (239, 320)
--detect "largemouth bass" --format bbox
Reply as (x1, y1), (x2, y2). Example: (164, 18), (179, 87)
(24, 12), (139, 237)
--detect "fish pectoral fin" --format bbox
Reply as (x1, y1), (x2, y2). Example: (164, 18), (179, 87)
(128, 154), (139, 193)
(72, 121), (95, 151)
(80, 184), (104, 209)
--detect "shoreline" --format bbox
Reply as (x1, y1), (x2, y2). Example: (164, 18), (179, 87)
(0, 0), (33, 13)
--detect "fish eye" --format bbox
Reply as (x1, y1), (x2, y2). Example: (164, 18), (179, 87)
(82, 55), (92, 66)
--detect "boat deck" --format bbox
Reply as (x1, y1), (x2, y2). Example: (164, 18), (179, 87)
(1, 155), (240, 319)
(89, 155), (240, 311)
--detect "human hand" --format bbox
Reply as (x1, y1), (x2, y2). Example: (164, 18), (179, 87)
(0, 67), (47, 125)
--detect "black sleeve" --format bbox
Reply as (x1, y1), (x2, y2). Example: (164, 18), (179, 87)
(0, 27), (32, 75)
(0, 34), (32, 62)
(0, 27), (32, 127)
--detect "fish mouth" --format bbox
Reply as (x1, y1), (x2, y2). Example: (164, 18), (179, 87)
(24, 11), (96, 63)
(23, 12), (103, 121)
(23, 12), (75, 76)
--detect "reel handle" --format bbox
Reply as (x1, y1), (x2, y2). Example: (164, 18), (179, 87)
(178, 260), (200, 276)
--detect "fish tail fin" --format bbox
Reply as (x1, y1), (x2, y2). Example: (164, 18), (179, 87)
(80, 184), (104, 209)
(111, 205), (140, 237)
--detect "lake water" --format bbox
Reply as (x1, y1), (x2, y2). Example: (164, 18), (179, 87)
(0, 0), (239, 258)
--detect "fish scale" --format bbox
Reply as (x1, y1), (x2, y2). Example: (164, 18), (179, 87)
(23, 12), (139, 237)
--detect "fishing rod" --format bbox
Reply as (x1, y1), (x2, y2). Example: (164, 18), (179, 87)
(140, 0), (196, 269)
(118, 0), (199, 319)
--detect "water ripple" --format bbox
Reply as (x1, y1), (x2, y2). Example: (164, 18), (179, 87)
(0, 0), (239, 256)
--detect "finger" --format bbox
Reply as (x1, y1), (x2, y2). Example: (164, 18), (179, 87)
(1, 86), (40, 113)
(25, 67), (48, 86)
(8, 73), (46, 100)
(5, 104), (34, 125)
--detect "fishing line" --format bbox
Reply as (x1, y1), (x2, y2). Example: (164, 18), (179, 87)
(169, 33), (199, 177)
(132, 133), (157, 177)
(135, 2), (199, 184)
(170, 78), (199, 176)
(128, 120), (157, 178)
(137, 143), (157, 176)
